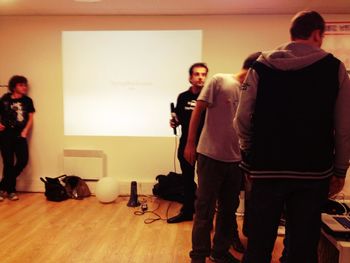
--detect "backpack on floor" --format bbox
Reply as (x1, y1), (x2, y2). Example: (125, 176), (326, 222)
(40, 175), (69, 202)
(62, 175), (91, 199)
(152, 172), (184, 203)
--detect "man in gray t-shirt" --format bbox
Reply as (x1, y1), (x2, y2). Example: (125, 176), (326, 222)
(196, 74), (242, 162)
(185, 52), (261, 263)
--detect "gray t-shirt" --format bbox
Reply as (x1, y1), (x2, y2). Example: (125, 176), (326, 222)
(197, 73), (241, 162)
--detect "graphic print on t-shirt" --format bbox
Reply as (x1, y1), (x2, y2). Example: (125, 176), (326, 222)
(11, 102), (24, 123)
(184, 100), (197, 111)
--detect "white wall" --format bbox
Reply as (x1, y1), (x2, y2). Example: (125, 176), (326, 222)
(0, 14), (349, 195)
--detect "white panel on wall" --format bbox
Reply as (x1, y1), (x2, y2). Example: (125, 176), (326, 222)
(63, 149), (107, 193)
(62, 30), (202, 137)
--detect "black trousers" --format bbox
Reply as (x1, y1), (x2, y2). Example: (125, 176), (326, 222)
(178, 147), (196, 214)
(0, 132), (29, 193)
(242, 174), (252, 237)
(190, 154), (242, 260)
(242, 178), (329, 263)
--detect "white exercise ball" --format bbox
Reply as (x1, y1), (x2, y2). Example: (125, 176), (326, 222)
(95, 177), (119, 203)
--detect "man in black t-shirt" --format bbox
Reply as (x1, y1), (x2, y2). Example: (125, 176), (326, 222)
(0, 75), (35, 201)
(167, 63), (208, 223)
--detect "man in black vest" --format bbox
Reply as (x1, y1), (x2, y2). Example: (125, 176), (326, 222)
(235, 11), (350, 263)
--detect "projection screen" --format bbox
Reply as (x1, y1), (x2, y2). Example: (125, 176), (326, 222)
(62, 30), (202, 136)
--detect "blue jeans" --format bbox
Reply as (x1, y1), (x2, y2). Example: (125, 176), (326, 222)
(242, 178), (329, 263)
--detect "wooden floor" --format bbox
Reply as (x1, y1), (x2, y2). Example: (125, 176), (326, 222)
(0, 193), (284, 263)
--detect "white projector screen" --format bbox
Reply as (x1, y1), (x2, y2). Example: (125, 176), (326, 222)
(62, 30), (202, 136)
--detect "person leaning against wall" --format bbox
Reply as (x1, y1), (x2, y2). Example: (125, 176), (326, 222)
(234, 10), (350, 263)
(0, 75), (35, 201)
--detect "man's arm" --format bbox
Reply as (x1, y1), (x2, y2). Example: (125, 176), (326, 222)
(184, 100), (208, 165)
(234, 69), (259, 151)
(0, 99), (5, 131)
(21, 113), (34, 138)
(329, 63), (350, 196)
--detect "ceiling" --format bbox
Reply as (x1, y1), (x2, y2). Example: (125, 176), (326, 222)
(0, 0), (349, 16)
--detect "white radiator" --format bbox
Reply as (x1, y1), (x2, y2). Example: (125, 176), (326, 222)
(63, 149), (107, 193)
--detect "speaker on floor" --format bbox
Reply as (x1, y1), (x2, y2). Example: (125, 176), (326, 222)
(127, 181), (140, 207)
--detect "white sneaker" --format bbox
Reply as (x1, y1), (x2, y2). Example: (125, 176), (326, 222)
(0, 191), (6, 201)
(8, 193), (19, 201)
(277, 225), (285, 236)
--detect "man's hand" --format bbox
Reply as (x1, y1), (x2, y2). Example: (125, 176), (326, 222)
(184, 142), (197, 166)
(21, 130), (28, 138)
(169, 119), (177, 128)
(0, 123), (5, 131)
(328, 176), (345, 198)
(169, 115), (179, 128)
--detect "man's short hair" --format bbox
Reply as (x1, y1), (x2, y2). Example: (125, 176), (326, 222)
(290, 11), (325, 40)
(189, 62), (208, 76)
(242, 52), (262, 70)
(8, 75), (28, 92)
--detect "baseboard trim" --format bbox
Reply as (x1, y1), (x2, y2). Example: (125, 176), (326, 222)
(16, 178), (155, 196)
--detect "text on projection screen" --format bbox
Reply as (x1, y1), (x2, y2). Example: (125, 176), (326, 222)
(62, 30), (202, 136)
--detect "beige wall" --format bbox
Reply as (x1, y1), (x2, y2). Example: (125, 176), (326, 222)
(0, 14), (349, 195)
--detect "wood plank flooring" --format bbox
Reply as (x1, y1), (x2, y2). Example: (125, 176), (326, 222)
(0, 193), (284, 263)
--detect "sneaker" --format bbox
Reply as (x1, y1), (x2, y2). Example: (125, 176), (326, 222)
(210, 252), (240, 263)
(0, 196), (3, 201)
(0, 191), (6, 201)
(8, 193), (19, 201)
(277, 225), (285, 236)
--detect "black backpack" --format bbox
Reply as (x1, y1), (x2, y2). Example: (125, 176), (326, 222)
(152, 172), (185, 203)
(40, 175), (69, 202)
